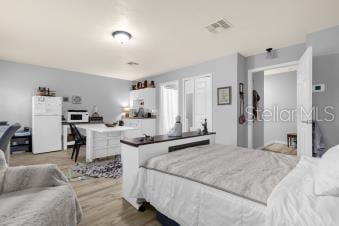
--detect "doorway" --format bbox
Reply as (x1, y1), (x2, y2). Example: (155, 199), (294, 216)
(159, 80), (179, 134)
(247, 47), (313, 157)
(252, 67), (298, 155)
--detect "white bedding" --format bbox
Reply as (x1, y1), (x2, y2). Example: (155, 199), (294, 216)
(266, 156), (339, 226)
(132, 148), (339, 225)
(133, 167), (266, 226)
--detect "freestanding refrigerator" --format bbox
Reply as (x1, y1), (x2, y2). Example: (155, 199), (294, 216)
(32, 96), (62, 154)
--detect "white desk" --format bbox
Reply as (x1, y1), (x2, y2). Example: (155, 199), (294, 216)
(74, 124), (136, 162)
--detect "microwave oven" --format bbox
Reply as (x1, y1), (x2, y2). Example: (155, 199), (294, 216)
(67, 110), (89, 123)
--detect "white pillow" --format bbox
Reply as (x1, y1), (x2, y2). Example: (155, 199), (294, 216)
(315, 145), (339, 196)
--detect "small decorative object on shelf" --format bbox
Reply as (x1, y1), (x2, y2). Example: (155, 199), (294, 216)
(168, 115), (183, 137)
(201, 118), (208, 134)
(131, 80), (156, 90)
(36, 86), (56, 97)
(137, 82), (143, 89)
(143, 80), (148, 88)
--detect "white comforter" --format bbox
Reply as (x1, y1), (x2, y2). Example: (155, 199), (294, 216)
(266, 156), (339, 226)
(133, 149), (339, 225)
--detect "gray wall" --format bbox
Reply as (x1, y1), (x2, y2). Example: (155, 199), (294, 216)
(237, 54), (247, 147)
(264, 71), (297, 145)
(252, 71), (265, 149)
(307, 25), (339, 149)
(246, 43), (306, 70)
(0, 60), (131, 127)
(145, 54), (239, 145)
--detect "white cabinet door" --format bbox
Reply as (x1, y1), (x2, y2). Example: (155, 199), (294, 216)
(143, 88), (156, 110)
(124, 119), (142, 138)
(123, 119), (156, 138)
(129, 88), (156, 110)
(129, 90), (138, 108)
(32, 115), (61, 153)
(140, 119), (156, 136)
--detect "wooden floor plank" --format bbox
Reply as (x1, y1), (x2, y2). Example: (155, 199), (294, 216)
(9, 149), (161, 226)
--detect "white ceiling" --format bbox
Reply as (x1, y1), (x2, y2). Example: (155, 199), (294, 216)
(1, 0), (339, 81)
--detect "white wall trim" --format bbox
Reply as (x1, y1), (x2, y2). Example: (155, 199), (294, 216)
(247, 61), (299, 148)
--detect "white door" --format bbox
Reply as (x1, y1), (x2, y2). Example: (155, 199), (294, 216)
(183, 75), (212, 132)
(194, 76), (212, 131)
(183, 79), (194, 132)
(159, 81), (179, 134)
(297, 47), (313, 157)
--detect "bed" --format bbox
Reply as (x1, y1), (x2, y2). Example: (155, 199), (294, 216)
(131, 144), (339, 226)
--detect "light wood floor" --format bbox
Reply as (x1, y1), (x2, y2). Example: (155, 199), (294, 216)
(9, 149), (161, 226)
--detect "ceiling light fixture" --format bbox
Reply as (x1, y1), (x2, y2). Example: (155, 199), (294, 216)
(127, 61), (139, 66)
(112, 31), (132, 44)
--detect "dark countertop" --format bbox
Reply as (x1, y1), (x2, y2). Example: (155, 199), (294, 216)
(62, 121), (103, 125)
(120, 132), (216, 147)
(123, 117), (156, 119)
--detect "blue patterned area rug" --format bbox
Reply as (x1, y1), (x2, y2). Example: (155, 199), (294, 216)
(72, 155), (122, 179)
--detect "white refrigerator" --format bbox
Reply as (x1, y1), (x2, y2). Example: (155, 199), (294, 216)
(32, 96), (62, 154)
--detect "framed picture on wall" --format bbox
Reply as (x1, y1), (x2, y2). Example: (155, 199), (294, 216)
(217, 86), (231, 105)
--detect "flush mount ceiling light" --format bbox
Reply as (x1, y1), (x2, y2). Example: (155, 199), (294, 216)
(127, 61), (139, 66)
(112, 31), (132, 44)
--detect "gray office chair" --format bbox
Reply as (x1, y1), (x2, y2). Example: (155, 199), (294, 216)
(0, 123), (21, 163)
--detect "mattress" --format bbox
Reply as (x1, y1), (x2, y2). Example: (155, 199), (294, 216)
(131, 144), (299, 226)
(141, 144), (298, 204)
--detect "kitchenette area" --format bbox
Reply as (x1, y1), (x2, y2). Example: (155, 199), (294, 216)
(30, 82), (157, 162)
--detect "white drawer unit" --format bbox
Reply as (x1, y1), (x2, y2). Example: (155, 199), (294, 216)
(66, 124), (137, 162)
(124, 118), (156, 138)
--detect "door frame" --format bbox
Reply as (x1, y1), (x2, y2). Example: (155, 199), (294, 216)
(182, 73), (213, 132)
(159, 80), (179, 134)
(247, 61), (299, 148)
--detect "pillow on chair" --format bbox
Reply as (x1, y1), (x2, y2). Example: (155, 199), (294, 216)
(315, 145), (339, 196)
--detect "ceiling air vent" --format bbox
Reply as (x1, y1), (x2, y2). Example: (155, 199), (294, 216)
(205, 19), (231, 34)
(127, 61), (139, 66)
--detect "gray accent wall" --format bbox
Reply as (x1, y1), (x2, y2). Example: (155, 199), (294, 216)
(307, 25), (339, 150)
(246, 43), (306, 70)
(0, 60), (131, 127)
(264, 71), (297, 145)
(145, 54), (240, 145)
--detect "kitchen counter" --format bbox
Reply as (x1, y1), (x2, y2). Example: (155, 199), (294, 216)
(76, 124), (135, 133)
(76, 124), (137, 162)
(120, 131), (216, 147)
(120, 131), (216, 209)
(62, 121), (103, 125)
(123, 117), (156, 119)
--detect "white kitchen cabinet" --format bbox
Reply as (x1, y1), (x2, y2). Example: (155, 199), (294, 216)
(129, 88), (156, 110)
(124, 118), (156, 138)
